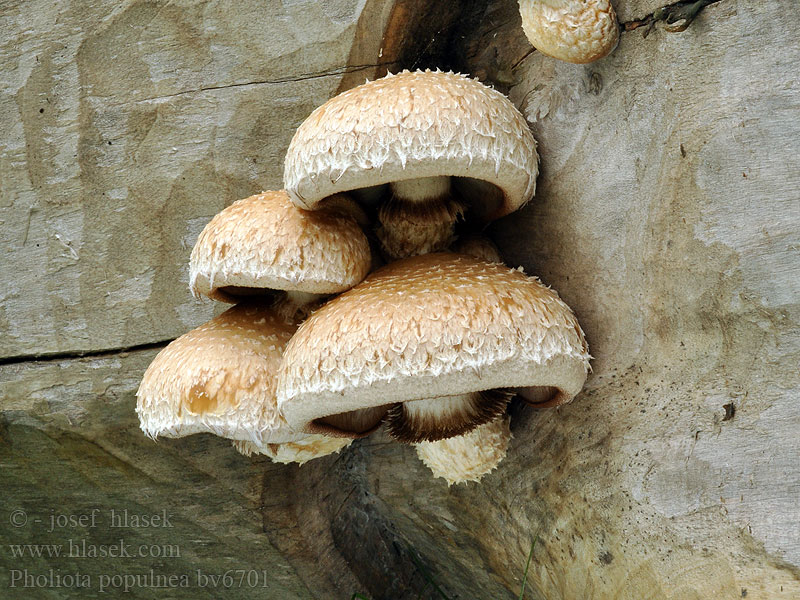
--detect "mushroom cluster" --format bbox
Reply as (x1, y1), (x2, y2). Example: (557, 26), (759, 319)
(137, 70), (591, 484)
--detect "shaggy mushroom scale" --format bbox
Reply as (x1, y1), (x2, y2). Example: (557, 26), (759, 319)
(415, 417), (512, 485)
(137, 302), (299, 444)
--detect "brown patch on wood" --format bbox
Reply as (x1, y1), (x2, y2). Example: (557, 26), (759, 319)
(722, 402), (735, 421)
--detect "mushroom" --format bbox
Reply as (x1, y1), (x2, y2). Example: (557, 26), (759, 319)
(189, 189), (386, 438)
(518, 0), (620, 64)
(409, 235), (509, 482)
(277, 253), (590, 443)
(283, 70), (538, 260)
(137, 189), (381, 459)
(137, 302), (353, 464)
(415, 416), (512, 485)
(190, 190), (371, 321)
(137, 302), (298, 443)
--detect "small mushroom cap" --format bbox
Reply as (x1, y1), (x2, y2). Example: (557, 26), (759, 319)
(137, 302), (302, 444)
(415, 416), (512, 485)
(278, 253), (590, 433)
(232, 435), (351, 465)
(518, 0), (619, 64)
(190, 190), (371, 303)
(284, 70), (538, 222)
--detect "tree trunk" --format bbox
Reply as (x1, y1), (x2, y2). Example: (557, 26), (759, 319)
(1, 1), (798, 598)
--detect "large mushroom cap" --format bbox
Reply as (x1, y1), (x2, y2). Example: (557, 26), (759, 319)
(284, 70), (538, 223)
(518, 0), (619, 64)
(136, 302), (300, 444)
(278, 253), (590, 437)
(190, 190), (371, 303)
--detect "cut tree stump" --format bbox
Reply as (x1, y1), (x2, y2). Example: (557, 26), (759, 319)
(1, 1), (798, 598)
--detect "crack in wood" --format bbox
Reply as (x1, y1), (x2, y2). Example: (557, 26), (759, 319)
(0, 338), (175, 367)
(86, 62), (402, 108)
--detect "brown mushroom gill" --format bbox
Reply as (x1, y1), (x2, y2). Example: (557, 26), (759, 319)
(308, 405), (391, 439)
(306, 386), (564, 443)
(385, 384), (566, 443)
(386, 389), (514, 443)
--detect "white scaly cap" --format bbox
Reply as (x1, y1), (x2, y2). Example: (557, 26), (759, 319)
(137, 302), (301, 444)
(190, 190), (371, 303)
(284, 70), (538, 223)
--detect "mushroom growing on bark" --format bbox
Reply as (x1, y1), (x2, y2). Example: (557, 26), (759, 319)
(190, 190), (371, 321)
(137, 302), (291, 441)
(190, 189), (385, 438)
(277, 253), (590, 443)
(283, 70), (538, 260)
(518, 0), (620, 64)
(409, 235), (511, 483)
(137, 190), (378, 463)
(136, 303), (351, 462)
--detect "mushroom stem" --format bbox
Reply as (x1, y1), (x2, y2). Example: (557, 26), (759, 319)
(391, 176), (451, 202)
(415, 415), (512, 485)
(386, 389), (513, 443)
(377, 176), (465, 260)
(272, 290), (324, 322)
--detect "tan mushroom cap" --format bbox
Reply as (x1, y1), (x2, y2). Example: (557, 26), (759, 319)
(233, 436), (352, 466)
(137, 302), (301, 444)
(190, 190), (371, 303)
(415, 416), (512, 485)
(284, 70), (538, 222)
(518, 0), (619, 64)
(278, 253), (590, 434)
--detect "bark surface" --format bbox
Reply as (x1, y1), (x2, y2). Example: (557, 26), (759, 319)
(1, 1), (798, 598)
